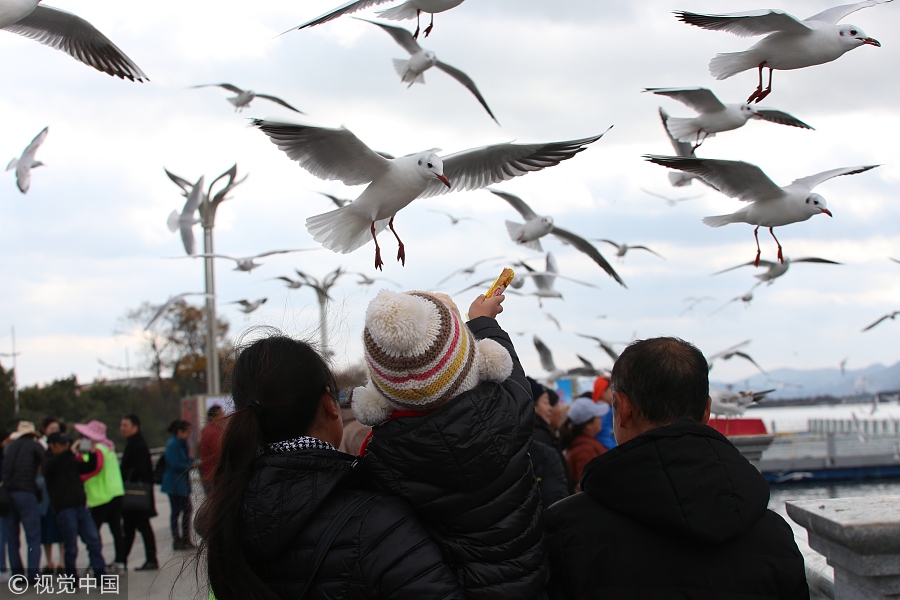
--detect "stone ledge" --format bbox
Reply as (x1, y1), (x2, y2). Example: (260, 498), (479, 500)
(786, 495), (900, 555)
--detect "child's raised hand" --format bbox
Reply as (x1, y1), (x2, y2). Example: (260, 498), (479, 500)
(468, 293), (505, 320)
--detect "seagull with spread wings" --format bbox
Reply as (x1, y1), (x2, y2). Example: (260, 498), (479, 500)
(533, 335), (603, 382)
(290, 0), (465, 39)
(646, 87), (812, 150)
(359, 18), (497, 123)
(1, 0), (147, 81)
(862, 310), (900, 332)
(488, 187), (624, 287)
(428, 209), (473, 226)
(709, 283), (762, 316)
(707, 339), (766, 374)
(191, 83), (303, 113)
(675, 0), (891, 103)
(576, 334), (622, 362)
(183, 249), (318, 273)
(166, 176), (203, 255)
(6, 126), (47, 194)
(714, 255), (841, 284)
(508, 254), (598, 307)
(594, 239), (664, 261)
(645, 155), (879, 266)
(253, 119), (608, 270)
(145, 293), (213, 331)
(435, 257), (504, 287)
(231, 298), (268, 314)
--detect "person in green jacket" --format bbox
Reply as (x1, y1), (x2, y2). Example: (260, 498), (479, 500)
(161, 420), (198, 550)
(73, 420), (126, 570)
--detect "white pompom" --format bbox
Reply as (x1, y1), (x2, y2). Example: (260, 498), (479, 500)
(364, 290), (431, 356)
(351, 383), (394, 426)
(476, 338), (513, 383)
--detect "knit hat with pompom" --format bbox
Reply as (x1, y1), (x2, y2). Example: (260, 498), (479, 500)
(352, 290), (513, 426)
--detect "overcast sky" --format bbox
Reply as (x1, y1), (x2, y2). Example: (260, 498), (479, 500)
(1, 0), (898, 391)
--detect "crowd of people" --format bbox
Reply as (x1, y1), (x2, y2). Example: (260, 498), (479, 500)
(2, 285), (812, 598)
(0, 408), (222, 582)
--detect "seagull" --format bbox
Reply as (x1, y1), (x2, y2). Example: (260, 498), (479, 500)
(190, 83), (303, 113)
(0, 1), (147, 81)
(707, 339), (766, 374)
(290, 0), (466, 39)
(231, 298), (268, 314)
(890, 257), (900, 265)
(533, 335), (603, 382)
(840, 357), (849, 376)
(675, 1), (891, 103)
(166, 176), (203, 255)
(488, 187), (625, 287)
(545, 312), (561, 331)
(646, 87), (812, 149)
(428, 209), (473, 226)
(145, 292), (213, 330)
(645, 155), (879, 266)
(184, 249), (318, 273)
(709, 387), (774, 416)
(295, 267), (346, 303)
(594, 239), (664, 261)
(509, 254), (598, 307)
(709, 283), (762, 316)
(353, 272), (401, 287)
(680, 296), (716, 316)
(435, 256), (504, 287)
(641, 188), (702, 205)
(451, 274), (523, 297)
(575, 334), (621, 362)
(273, 276), (304, 289)
(713, 255), (841, 284)
(358, 18), (498, 123)
(253, 119), (608, 270)
(6, 126), (47, 194)
(319, 192), (351, 208)
(657, 107), (701, 188)
(862, 310), (900, 331)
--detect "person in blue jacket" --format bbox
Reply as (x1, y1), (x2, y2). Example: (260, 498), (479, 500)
(161, 420), (197, 551)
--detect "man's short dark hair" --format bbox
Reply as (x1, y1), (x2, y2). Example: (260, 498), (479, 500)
(122, 414), (141, 429)
(610, 337), (709, 425)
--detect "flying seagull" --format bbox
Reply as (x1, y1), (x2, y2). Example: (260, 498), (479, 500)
(646, 87), (812, 149)
(166, 175), (203, 255)
(508, 254), (598, 307)
(594, 239), (664, 261)
(353, 272), (402, 288)
(191, 83), (303, 113)
(680, 296), (716, 315)
(707, 339), (766, 374)
(862, 310), (900, 332)
(709, 387), (774, 416)
(435, 256), (504, 287)
(6, 126), (47, 194)
(290, 0), (466, 39)
(273, 276), (304, 289)
(1, 1), (147, 81)
(657, 107), (701, 188)
(642, 188), (702, 206)
(645, 155), (879, 266)
(253, 119), (608, 270)
(675, 0), (891, 103)
(575, 334), (621, 362)
(533, 335), (604, 382)
(183, 249), (318, 273)
(231, 298), (268, 314)
(428, 209), (473, 226)
(145, 292), (213, 331)
(318, 192), (351, 208)
(488, 187), (624, 287)
(358, 18), (498, 123)
(713, 256), (841, 284)
(709, 283), (762, 316)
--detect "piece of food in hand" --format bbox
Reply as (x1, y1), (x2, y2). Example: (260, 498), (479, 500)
(485, 268), (514, 298)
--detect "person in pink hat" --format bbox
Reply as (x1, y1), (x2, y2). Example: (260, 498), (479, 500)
(73, 420), (126, 571)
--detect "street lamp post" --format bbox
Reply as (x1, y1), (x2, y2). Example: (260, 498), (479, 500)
(165, 165), (247, 395)
(1, 326), (21, 414)
(295, 268), (346, 356)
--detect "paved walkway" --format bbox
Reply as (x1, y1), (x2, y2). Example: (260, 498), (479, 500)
(4, 484), (205, 599)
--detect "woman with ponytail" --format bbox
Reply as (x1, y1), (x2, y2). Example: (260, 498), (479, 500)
(196, 334), (462, 600)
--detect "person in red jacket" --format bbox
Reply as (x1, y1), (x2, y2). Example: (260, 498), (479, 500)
(199, 406), (224, 495)
(560, 397), (609, 490)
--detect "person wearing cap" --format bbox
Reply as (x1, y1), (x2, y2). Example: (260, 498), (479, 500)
(42, 432), (107, 577)
(1, 420), (44, 581)
(350, 289), (548, 599)
(527, 376), (571, 503)
(73, 419), (127, 571)
(545, 337), (808, 599)
(559, 398), (609, 490)
(592, 376), (618, 451)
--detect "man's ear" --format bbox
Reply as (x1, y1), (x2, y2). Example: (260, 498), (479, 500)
(612, 391), (633, 429)
(701, 396), (711, 425)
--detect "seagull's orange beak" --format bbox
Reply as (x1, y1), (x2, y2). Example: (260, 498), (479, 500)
(821, 208), (833, 217)
(861, 37), (881, 47)
(436, 174), (450, 188)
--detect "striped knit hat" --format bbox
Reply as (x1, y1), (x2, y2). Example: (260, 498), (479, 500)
(352, 290), (513, 426)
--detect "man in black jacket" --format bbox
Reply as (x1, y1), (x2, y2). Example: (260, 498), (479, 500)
(546, 337), (809, 600)
(2, 421), (44, 580)
(43, 433), (107, 577)
(119, 414), (158, 571)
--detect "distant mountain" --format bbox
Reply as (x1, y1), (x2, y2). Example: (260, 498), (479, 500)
(712, 361), (900, 400)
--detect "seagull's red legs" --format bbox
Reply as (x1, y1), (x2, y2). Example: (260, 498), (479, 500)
(692, 130), (707, 152)
(371, 221), (384, 270)
(413, 10), (422, 39)
(753, 226), (762, 267)
(747, 64), (773, 103)
(424, 13), (434, 37)
(769, 227), (784, 263)
(388, 216), (406, 266)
